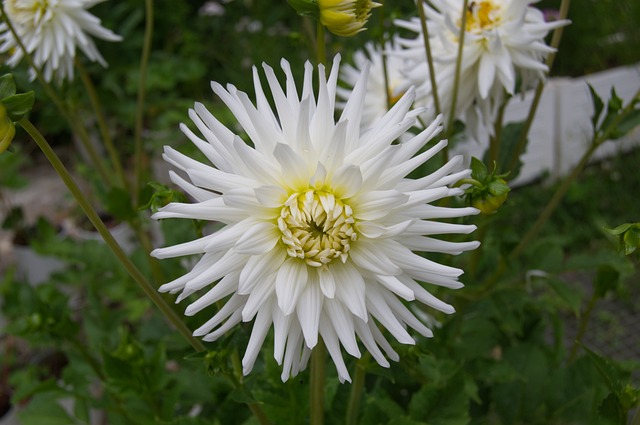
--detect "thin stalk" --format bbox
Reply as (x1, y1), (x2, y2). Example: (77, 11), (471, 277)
(133, 0), (154, 207)
(506, 0), (571, 173)
(378, 7), (392, 110)
(444, 0), (470, 163)
(75, 59), (128, 189)
(345, 361), (366, 425)
(0, 5), (113, 186)
(316, 22), (326, 66)
(568, 292), (597, 362)
(19, 118), (205, 353)
(416, 0), (441, 116)
(446, 0), (469, 133)
(489, 97), (508, 166)
(310, 340), (326, 425)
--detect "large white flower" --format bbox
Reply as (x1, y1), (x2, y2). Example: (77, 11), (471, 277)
(0, 0), (122, 83)
(337, 41), (415, 132)
(151, 56), (479, 383)
(395, 0), (569, 134)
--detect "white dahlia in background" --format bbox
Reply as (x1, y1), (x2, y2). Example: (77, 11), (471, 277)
(395, 0), (569, 135)
(151, 56), (479, 383)
(0, 0), (122, 83)
(337, 41), (415, 131)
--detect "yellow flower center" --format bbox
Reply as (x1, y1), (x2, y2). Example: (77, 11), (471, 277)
(278, 189), (357, 267)
(464, 1), (500, 32)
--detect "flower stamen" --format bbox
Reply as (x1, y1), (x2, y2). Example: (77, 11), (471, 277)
(278, 189), (357, 267)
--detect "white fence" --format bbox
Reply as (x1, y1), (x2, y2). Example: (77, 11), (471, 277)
(452, 63), (640, 186)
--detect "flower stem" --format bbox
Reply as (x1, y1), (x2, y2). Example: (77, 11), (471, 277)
(316, 22), (326, 66)
(229, 349), (272, 425)
(310, 340), (326, 425)
(506, 0), (571, 174)
(133, 0), (154, 207)
(75, 59), (128, 189)
(416, 0), (441, 116)
(568, 292), (597, 362)
(489, 96), (508, 166)
(19, 118), (205, 354)
(345, 359), (366, 425)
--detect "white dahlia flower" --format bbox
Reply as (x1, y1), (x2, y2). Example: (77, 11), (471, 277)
(0, 0), (122, 83)
(151, 56), (479, 383)
(395, 0), (569, 134)
(337, 41), (415, 132)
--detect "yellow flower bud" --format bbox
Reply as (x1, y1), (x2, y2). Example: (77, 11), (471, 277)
(318, 0), (381, 37)
(0, 103), (16, 154)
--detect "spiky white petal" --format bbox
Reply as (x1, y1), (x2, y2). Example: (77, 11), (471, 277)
(152, 56), (479, 382)
(0, 0), (121, 83)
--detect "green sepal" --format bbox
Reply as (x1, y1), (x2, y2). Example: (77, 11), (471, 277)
(2, 91), (36, 121)
(0, 74), (17, 100)
(287, 0), (319, 18)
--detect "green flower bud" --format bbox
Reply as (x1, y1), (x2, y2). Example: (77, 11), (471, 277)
(605, 222), (640, 255)
(318, 0), (381, 37)
(462, 158), (510, 215)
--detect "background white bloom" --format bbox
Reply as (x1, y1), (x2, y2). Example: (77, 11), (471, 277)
(337, 41), (415, 132)
(152, 56), (479, 383)
(0, 0), (122, 83)
(395, 0), (569, 136)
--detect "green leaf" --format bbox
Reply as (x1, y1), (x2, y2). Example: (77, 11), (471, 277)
(610, 108), (640, 140)
(582, 345), (625, 395)
(0, 74), (17, 100)
(16, 392), (77, 425)
(597, 393), (625, 424)
(607, 87), (623, 114)
(588, 83), (604, 129)
(2, 91), (35, 121)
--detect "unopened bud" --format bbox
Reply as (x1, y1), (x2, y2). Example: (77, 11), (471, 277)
(318, 0), (381, 37)
(0, 103), (16, 154)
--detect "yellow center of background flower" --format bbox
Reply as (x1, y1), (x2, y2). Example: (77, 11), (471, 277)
(278, 189), (357, 267)
(465, 1), (500, 32)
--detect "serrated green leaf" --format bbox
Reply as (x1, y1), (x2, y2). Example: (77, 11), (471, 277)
(582, 345), (626, 395)
(588, 84), (604, 129)
(0, 74), (17, 100)
(2, 91), (35, 121)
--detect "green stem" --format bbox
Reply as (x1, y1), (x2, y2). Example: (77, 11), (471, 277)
(416, 0), (441, 116)
(444, 0), (470, 163)
(568, 292), (597, 363)
(19, 118), (205, 353)
(310, 340), (326, 425)
(506, 0), (571, 174)
(446, 0), (469, 133)
(345, 360), (366, 425)
(378, 8), (392, 110)
(316, 22), (326, 66)
(489, 96), (508, 166)
(133, 0), (154, 207)
(75, 59), (128, 189)
(0, 5), (113, 186)
(467, 215), (489, 279)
